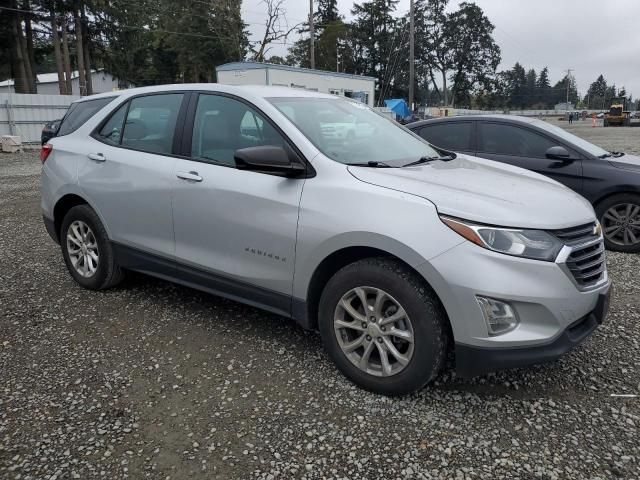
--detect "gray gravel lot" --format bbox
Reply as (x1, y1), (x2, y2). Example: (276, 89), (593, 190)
(1, 124), (639, 480)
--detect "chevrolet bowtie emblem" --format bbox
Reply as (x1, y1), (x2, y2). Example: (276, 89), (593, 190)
(594, 223), (602, 236)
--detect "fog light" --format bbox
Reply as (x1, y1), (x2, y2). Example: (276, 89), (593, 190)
(476, 296), (519, 336)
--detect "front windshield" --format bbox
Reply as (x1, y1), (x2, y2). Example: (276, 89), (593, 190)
(531, 118), (609, 157)
(268, 97), (442, 165)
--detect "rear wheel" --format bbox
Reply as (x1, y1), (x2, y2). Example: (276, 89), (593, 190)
(597, 193), (640, 253)
(60, 205), (125, 289)
(318, 258), (448, 395)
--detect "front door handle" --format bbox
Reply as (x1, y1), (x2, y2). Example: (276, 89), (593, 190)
(87, 152), (106, 162)
(176, 171), (203, 182)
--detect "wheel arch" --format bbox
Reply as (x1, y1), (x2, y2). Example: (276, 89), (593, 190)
(294, 244), (452, 344)
(593, 189), (640, 213)
(53, 194), (90, 242)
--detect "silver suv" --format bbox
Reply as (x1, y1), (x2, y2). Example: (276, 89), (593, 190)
(41, 85), (611, 395)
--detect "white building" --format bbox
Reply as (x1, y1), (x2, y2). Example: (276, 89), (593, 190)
(554, 102), (575, 111)
(0, 69), (131, 95)
(216, 62), (376, 107)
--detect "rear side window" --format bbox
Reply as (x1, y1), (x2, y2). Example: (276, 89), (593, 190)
(419, 122), (473, 151)
(121, 94), (184, 155)
(97, 103), (128, 145)
(57, 97), (115, 136)
(478, 123), (556, 158)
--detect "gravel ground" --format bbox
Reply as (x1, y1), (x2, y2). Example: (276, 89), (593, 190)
(1, 125), (639, 480)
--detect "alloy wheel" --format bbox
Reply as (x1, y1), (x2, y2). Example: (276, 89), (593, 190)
(334, 286), (414, 377)
(66, 220), (99, 278)
(601, 203), (640, 246)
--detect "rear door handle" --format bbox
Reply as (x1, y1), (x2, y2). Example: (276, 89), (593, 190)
(176, 171), (203, 182)
(87, 153), (106, 162)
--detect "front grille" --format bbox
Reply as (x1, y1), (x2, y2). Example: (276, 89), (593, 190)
(553, 222), (597, 245)
(552, 223), (606, 289)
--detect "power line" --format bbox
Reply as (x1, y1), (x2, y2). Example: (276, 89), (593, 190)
(378, 22), (410, 106)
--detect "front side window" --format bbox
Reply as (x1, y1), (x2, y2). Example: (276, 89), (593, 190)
(121, 94), (184, 155)
(530, 118), (607, 157)
(419, 122), (473, 151)
(58, 97), (115, 136)
(478, 123), (557, 158)
(191, 94), (286, 166)
(268, 97), (440, 166)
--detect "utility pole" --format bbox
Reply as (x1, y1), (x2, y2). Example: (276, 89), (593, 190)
(309, 0), (315, 69)
(565, 68), (573, 110)
(409, 0), (415, 112)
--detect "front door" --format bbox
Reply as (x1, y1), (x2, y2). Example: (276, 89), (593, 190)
(476, 122), (583, 193)
(171, 93), (306, 313)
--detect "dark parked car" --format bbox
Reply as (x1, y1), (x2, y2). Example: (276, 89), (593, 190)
(408, 115), (640, 253)
(41, 119), (61, 145)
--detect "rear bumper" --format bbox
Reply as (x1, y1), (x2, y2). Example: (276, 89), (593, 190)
(455, 285), (612, 377)
(43, 215), (59, 244)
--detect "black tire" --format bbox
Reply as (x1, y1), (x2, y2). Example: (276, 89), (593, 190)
(60, 204), (125, 289)
(596, 193), (640, 253)
(318, 257), (448, 396)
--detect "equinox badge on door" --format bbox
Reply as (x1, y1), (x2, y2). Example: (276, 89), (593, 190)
(245, 247), (287, 263)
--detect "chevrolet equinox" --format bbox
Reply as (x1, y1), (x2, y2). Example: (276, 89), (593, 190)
(41, 85), (612, 395)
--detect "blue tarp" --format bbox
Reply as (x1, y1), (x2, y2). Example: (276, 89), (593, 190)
(384, 99), (411, 119)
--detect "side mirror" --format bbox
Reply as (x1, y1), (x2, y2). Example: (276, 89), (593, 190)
(234, 146), (306, 176)
(545, 146), (571, 160)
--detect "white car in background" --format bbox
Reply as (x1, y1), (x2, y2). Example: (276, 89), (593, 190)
(319, 113), (377, 141)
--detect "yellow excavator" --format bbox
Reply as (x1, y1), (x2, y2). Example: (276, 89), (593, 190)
(604, 97), (631, 126)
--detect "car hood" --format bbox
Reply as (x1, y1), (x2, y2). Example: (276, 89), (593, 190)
(608, 153), (640, 172)
(348, 154), (595, 230)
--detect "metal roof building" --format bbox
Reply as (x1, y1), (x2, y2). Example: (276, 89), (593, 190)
(0, 69), (132, 96)
(216, 62), (376, 107)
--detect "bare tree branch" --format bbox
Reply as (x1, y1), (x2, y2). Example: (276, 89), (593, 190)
(251, 0), (301, 62)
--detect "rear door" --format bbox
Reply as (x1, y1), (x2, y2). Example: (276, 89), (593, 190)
(475, 122), (583, 193)
(78, 92), (188, 257)
(416, 121), (475, 155)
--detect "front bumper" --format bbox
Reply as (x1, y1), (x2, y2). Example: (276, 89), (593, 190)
(455, 285), (611, 377)
(416, 239), (611, 376)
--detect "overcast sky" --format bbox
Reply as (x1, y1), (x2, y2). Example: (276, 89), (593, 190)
(241, 0), (640, 97)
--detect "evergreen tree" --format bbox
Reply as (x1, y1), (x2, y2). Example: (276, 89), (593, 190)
(536, 67), (551, 107)
(506, 62), (527, 108)
(551, 75), (579, 107)
(447, 2), (501, 107)
(525, 68), (537, 107)
(316, 0), (340, 25)
(349, 0), (400, 101)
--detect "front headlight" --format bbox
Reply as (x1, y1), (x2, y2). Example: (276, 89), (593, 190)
(440, 216), (564, 261)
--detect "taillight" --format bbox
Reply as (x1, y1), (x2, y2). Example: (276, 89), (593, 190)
(40, 143), (53, 163)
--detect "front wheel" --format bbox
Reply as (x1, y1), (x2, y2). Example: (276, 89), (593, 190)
(318, 258), (448, 396)
(597, 193), (640, 253)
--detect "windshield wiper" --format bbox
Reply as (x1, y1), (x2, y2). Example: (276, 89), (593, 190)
(402, 155), (455, 167)
(348, 161), (393, 168)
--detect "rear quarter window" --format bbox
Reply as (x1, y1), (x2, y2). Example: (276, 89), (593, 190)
(57, 97), (116, 136)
